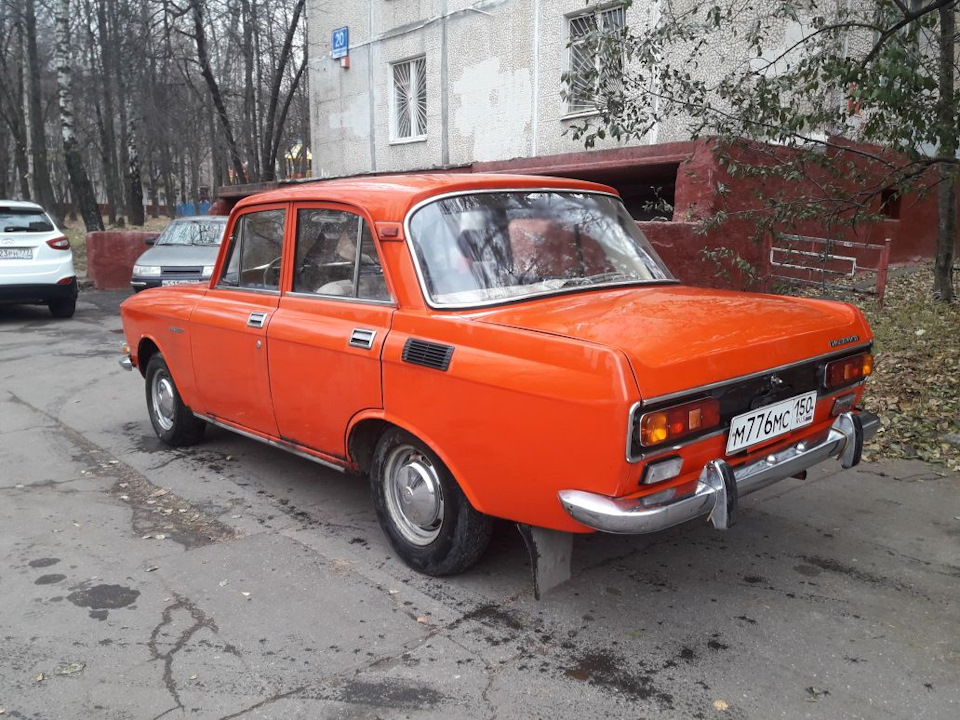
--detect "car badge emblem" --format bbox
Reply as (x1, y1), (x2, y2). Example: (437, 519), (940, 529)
(0, 238), (13, 246)
(829, 335), (860, 347)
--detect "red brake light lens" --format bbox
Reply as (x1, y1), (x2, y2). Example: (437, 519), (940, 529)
(639, 398), (721, 447)
(46, 236), (71, 250)
(824, 352), (873, 389)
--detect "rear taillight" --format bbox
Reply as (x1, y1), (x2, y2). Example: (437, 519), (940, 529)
(824, 352), (873, 389)
(46, 236), (70, 250)
(638, 397), (721, 447)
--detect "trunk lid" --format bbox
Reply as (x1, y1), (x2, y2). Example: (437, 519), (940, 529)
(469, 285), (870, 400)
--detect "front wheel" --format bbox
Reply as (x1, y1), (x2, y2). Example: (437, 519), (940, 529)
(370, 429), (492, 576)
(144, 354), (206, 446)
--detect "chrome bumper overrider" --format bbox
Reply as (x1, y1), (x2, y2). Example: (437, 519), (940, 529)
(559, 411), (880, 534)
(119, 355), (133, 371)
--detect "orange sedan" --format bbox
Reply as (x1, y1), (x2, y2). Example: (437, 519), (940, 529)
(120, 174), (877, 584)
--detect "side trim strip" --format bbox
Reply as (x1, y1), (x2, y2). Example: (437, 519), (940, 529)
(196, 414), (348, 473)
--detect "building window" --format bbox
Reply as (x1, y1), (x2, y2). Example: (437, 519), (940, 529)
(390, 56), (427, 141)
(566, 5), (626, 115)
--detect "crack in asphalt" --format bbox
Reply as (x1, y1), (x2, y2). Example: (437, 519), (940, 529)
(148, 594), (218, 717)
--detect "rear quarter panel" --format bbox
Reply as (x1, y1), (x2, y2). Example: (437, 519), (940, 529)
(381, 311), (639, 532)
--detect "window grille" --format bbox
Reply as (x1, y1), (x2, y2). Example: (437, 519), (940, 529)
(566, 5), (626, 114)
(391, 57), (427, 140)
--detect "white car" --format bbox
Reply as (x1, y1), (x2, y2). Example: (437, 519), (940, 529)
(0, 200), (78, 318)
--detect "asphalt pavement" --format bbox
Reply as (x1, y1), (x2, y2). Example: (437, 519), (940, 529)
(1, 289), (958, 719)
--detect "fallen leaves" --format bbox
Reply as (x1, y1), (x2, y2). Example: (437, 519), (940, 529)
(857, 267), (960, 472)
(712, 699), (729, 711)
(57, 662), (85, 676)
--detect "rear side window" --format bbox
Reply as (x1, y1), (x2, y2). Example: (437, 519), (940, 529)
(292, 209), (390, 301)
(0, 208), (54, 233)
(219, 209), (286, 291)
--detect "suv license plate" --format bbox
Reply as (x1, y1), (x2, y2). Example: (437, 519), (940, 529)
(162, 279), (195, 286)
(726, 391), (817, 454)
(0, 248), (32, 259)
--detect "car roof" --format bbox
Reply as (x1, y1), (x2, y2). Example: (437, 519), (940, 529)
(234, 173), (620, 222)
(0, 200), (45, 212)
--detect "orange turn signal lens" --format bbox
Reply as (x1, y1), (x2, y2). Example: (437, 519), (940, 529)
(639, 398), (720, 447)
(824, 352), (873, 389)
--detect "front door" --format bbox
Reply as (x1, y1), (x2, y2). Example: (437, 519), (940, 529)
(268, 205), (394, 458)
(190, 206), (287, 436)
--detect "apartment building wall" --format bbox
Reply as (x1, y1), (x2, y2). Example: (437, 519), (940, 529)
(307, 0), (680, 179)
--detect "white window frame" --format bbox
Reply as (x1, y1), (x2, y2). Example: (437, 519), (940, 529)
(389, 56), (427, 143)
(564, 4), (626, 118)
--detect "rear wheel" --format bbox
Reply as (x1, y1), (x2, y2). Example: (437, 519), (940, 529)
(144, 354), (206, 446)
(48, 298), (76, 318)
(370, 428), (492, 576)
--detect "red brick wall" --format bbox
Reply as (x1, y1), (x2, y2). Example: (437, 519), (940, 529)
(86, 231), (156, 290)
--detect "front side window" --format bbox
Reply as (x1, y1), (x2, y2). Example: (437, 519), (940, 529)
(408, 191), (675, 307)
(390, 56), (427, 141)
(293, 209), (390, 301)
(566, 5), (626, 115)
(219, 209), (285, 290)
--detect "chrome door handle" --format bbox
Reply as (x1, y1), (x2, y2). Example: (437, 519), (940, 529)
(247, 311), (268, 328)
(349, 328), (377, 349)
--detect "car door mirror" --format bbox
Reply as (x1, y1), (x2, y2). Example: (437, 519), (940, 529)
(144, 236), (158, 245)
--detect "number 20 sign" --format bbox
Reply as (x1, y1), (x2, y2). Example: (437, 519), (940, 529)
(332, 27), (349, 59)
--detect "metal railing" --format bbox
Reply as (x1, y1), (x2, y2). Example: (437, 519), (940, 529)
(763, 234), (892, 309)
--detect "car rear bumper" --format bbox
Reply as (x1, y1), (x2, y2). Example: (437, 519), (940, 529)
(0, 277), (78, 305)
(558, 411), (880, 534)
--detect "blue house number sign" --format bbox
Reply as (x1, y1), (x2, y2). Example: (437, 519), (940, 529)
(332, 27), (349, 59)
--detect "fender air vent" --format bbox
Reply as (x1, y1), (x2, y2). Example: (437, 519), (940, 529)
(402, 339), (454, 371)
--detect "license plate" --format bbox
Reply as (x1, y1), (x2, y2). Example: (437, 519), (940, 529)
(162, 279), (196, 286)
(726, 391), (817, 454)
(0, 248), (32, 259)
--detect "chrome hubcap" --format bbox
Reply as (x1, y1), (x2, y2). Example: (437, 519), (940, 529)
(383, 444), (444, 546)
(152, 373), (176, 431)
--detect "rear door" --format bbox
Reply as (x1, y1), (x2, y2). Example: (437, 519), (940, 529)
(190, 205), (288, 436)
(267, 204), (394, 459)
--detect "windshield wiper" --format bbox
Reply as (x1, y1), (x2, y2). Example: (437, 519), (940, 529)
(560, 271), (641, 288)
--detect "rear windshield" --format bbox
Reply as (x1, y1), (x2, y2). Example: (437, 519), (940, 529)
(408, 191), (675, 307)
(0, 208), (54, 233)
(156, 218), (227, 246)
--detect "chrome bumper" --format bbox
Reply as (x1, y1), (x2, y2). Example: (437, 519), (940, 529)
(119, 354), (133, 371)
(559, 411), (880, 534)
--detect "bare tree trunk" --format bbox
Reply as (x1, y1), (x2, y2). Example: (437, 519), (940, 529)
(126, 99), (144, 225)
(190, 0), (246, 183)
(259, 0), (305, 182)
(933, 4), (957, 302)
(24, 0), (57, 217)
(94, 0), (120, 224)
(55, 0), (103, 232)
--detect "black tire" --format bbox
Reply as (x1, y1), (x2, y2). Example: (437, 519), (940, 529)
(48, 298), (76, 318)
(370, 428), (493, 576)
(144, 353), (206, 446)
